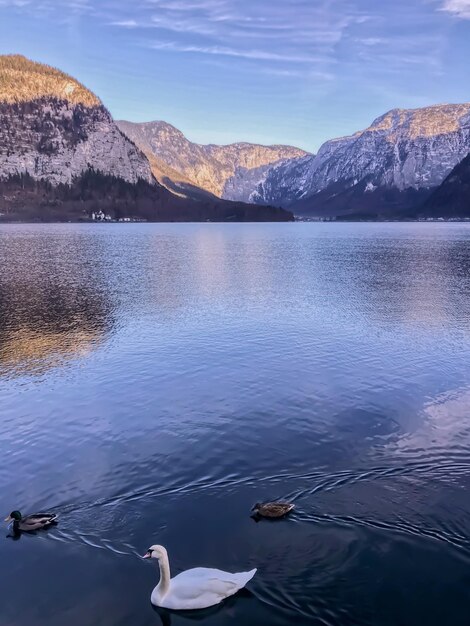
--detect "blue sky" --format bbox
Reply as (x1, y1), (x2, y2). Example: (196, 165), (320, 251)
(0, 0), (470, 151)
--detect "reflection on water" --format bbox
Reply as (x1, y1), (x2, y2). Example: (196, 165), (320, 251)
(0, 281), (113, 377)
(0, 229), (114, 377)
(0, 223), (470, 626)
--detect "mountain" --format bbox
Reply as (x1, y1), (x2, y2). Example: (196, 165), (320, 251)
(422, 152), (470, 217)
(116, 120), (307, 200)
(0, 55), (292, 222)
(252, 103), (470, 217)
(0, 54), (153, 186)
(250, 155), (315, 208)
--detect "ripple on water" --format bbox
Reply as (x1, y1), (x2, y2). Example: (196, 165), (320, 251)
(1, 223), (470, 626)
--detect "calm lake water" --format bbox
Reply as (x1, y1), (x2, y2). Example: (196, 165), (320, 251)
(1, 222), (470, 626)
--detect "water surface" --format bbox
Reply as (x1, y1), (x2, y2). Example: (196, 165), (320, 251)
(1, 223), (470, 625)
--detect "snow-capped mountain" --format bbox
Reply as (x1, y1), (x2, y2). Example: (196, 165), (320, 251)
(251, 103), (470, 215)
(116, 119), (307, 199)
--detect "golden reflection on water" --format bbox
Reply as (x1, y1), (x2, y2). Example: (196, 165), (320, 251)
(0, 327), (103, 377)
(0, 232), (114, 377)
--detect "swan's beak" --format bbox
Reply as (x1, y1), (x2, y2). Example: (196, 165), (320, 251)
(142, 551), (152, 559)
(4, 516), (12, 523)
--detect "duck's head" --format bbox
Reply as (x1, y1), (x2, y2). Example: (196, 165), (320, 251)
(251, 503), (261, 513)
(5, 511), (22, 523)
(142, 544), (168, 561)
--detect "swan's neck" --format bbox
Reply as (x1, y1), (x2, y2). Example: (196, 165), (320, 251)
(156, 554), (171, 596)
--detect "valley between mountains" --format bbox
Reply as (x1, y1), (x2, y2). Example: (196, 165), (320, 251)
(1, 54), (469, 222)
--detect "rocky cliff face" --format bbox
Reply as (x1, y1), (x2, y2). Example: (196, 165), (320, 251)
(116, 119), (307, 198)
(0, 55), (153, 186)
(422, 152), (470, 217)
(0, 55), (292, 222)
(250, 155), (315, 206)
(252, 103), (470, 215)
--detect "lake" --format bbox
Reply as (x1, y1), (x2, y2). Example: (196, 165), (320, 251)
(1, 222), (470, 626)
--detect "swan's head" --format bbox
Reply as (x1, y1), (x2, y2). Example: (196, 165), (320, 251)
(142, 544), (168, 561)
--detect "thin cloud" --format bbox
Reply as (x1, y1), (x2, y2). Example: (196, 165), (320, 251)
(358, 37), (388, 46)
(111, 19), (139, 27)
(1, 0), (463, 88)
(440, 0), (470, 17)
(0, 0), (91, 12)
(149, 41), (330, 64)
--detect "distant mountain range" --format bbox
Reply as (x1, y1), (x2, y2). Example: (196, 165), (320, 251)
(0, 55), (292, 222)
(115, 120), (307, 201)
(118, 105), (470, 219)
(249, 104), (470, 218)
(1, 54), (470, 221)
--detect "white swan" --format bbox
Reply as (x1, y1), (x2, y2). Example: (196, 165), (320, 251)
(142, 544), (257, 610)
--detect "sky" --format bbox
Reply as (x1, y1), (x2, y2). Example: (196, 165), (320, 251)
(0, 0), (470, 152)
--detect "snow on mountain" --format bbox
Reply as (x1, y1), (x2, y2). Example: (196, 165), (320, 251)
(252, 103), (470, 213)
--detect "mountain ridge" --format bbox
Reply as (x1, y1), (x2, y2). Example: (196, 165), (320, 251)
(0, 54), (101, 107)
(116, 119), (308, 199)
(250, 102), (470, 215)
(0, 55), (153, 186)
(0, 54), (293, 222)
(2, 54), (469, 221)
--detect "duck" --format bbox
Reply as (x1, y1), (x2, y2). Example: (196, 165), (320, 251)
(142, 544), (256, 610)
(251, 502), (295, 519)
(5, 510), (58, 533)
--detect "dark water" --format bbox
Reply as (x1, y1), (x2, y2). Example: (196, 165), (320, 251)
(1, 223), (470, 626)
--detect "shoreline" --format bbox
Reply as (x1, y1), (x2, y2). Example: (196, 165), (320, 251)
(1, 218), (470, 225)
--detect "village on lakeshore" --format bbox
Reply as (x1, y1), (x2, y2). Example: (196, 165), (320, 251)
(90, 210), (147, 223)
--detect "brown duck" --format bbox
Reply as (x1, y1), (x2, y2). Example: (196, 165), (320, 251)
(5, 510), (58, 533)
(251, 502), (295, 519)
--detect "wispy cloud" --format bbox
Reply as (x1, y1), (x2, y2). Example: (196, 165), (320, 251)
(1, 0), (466, 86)
(440, 0), (470, 18)
(357, 37), (388, 46)
(104, 0), (368, 82)
(0, 0), (92, 16)
(149, 41), (331, 64)
(110, 19), (139, 28)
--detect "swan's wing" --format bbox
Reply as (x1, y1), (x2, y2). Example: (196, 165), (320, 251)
(163, 568), (256, 610)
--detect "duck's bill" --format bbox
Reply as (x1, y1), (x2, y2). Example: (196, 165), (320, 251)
(4, 516), (12, 522)
(142, 551), (152, 559)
